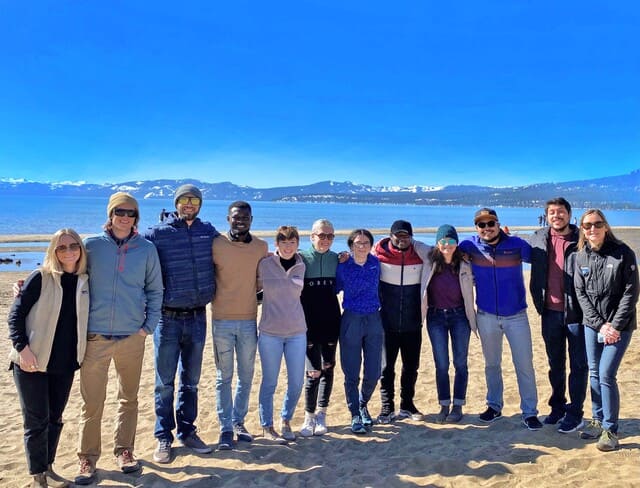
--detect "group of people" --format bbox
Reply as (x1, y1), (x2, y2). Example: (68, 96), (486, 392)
(7, 189), (638, 488)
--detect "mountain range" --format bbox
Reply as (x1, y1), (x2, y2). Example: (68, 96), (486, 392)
(1, 170), (639, 209)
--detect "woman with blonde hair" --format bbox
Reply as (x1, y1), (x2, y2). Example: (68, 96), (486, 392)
(574, 209), (639, 451)
(8, 229), (90, 488)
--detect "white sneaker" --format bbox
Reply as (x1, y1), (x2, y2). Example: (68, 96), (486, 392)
(300, 413), (316, 437)
(314, 411), (327, 436)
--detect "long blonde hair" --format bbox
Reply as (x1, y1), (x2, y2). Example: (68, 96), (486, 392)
(42, 228), (87, 275)
(577, 209), (620, 251)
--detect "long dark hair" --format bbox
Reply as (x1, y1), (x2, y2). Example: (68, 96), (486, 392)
(428, 245), (463, 275)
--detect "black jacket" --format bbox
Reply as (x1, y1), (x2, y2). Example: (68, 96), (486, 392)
(574, 239), (639, 332)
(529, 225), (583, 324)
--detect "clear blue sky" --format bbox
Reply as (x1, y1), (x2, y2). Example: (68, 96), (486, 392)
(1, 1), (638, 188)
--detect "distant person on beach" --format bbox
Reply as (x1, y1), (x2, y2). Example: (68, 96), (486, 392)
(574, 209), (639, 451)
(298, 219), (341, 437)
(374, 220), (430, 424)
(144, 185), (219, 463)
(257, 226), (307, 443)
(529, 197), (588, 434)
(75, 192), (163, 485)
(8, 229), (89, 488)
(459, 208), (541, 430)
(422, 225), (477, 423)
(336, 229), (383, 434)
(211, 201), (268, 450)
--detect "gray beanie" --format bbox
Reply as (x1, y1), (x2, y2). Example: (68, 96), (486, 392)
(174, 184), (203, 207)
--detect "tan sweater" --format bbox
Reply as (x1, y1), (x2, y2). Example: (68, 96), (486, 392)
(211, 234), (269, 321)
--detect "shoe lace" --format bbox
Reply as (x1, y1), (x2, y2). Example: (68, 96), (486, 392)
(120, 449), (134, 463)
(79, 458), (92, 473)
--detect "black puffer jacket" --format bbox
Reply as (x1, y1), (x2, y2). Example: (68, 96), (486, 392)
(574, 239), (639, 332)
(529, 225), (582, 324)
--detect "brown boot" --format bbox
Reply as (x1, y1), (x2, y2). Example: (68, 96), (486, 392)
(45, 464), (70, 488)
(31, 473), (47, 488)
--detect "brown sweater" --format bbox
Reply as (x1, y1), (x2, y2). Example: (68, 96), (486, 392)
(211, 234), (269, 321)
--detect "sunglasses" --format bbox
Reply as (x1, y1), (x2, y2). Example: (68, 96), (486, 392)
(476, 220), (498, 229)
(177, 196), (201, 206)
(55, 243), (81, 253)
(113, 208), (137, 218)
(313, 233), (335, 241)
(582, 221), (605, 230)
(438, 238), (457, 246)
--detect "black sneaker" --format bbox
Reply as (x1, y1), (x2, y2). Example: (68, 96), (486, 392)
(543, 410), (565, 425)
(479, 407), (502, 422)
(522, 416), (543, 431)
(217, 431), (234, 451)
(558, 417), (585, 434)
(233, 423), (253, 442)
(360, 405), (373, 427)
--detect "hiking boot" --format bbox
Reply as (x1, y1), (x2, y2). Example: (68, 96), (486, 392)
(116, 449), (140, 473)
(543, 410), (565, 425)
(479, 407), (502, 422)
(579, 419), (603, 440)
(74, 458), (96, 485)
(434, 405), (449, 424)
(397, 404), (425, 421)
(596, 430), (619, 452)
(180, 432), (212, 454)
(153, 439), (172, 463)
(280, 419), (296, 441)
(446, 405), (463, 423)
(558, 417), (585, 434)
(31, 473), (47, 488)
(45, 464), (70, 488)
(522, 416), (543, 431)
(360, 405), (373, 427)
(233, 423), (253, 443)
(300, 412), (316, 437)
(263, 426), (287, 444)
(351, 415), (367, 434)
(217, 431), (234, 451)
(377, 411), (396, 424)
(314, 411), (327, 436)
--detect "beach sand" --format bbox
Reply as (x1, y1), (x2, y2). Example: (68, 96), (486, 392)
(1, 231), (639, 487)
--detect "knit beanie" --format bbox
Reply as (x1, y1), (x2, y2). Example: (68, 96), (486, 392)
(174, 184), (203, 207)
(435, 224), (459, 243)
(106, 192), (139, 226)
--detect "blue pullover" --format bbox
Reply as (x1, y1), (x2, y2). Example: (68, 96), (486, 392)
(84, 231), (163, 335)
(459, 231), (531, 316)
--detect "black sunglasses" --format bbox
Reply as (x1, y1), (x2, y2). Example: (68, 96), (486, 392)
(582, 221), (605, 230)
(55, 243), (81, 253)
(476, 220), (498, 229)
(113, 208), (137, 218)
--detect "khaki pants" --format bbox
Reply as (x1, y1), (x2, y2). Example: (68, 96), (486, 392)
(77, 333), (146, 464)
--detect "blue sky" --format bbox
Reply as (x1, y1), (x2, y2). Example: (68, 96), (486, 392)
(1, 1), (638, 188)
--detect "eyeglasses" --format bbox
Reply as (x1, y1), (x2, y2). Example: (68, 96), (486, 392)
(353, 241), (371, 248)
(313, 233), (335, 241)
(438, 238), (457, 246)
(55, 243), (81, 253)
(113, 208), (137, 218)
(476, 220), (498, 229)
(582, 221), (605, 230)
(177, 196), (201, 206)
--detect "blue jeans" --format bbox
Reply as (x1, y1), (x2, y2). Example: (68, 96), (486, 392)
(154, 311), (206, 442)
(584, 327), (632, 434)
(541, 309), (588, 420)
(258, 332), (307, 427)
(427, 307), (471, 406)
(477, 310), (538, 418)
(339, 310), (384, 417)
(212, 320), (258, 433)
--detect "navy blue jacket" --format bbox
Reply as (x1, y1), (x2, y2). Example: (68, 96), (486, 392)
(145, 215), (219, 309)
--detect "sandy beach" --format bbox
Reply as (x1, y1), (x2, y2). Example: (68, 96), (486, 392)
(1, 231), (639, 487)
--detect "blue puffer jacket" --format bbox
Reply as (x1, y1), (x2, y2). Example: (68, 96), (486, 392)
(144, 215), (219, 308)
(459, 231), (531, 316)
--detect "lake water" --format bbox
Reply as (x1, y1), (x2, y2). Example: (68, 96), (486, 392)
(1, 195), (637, 272)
